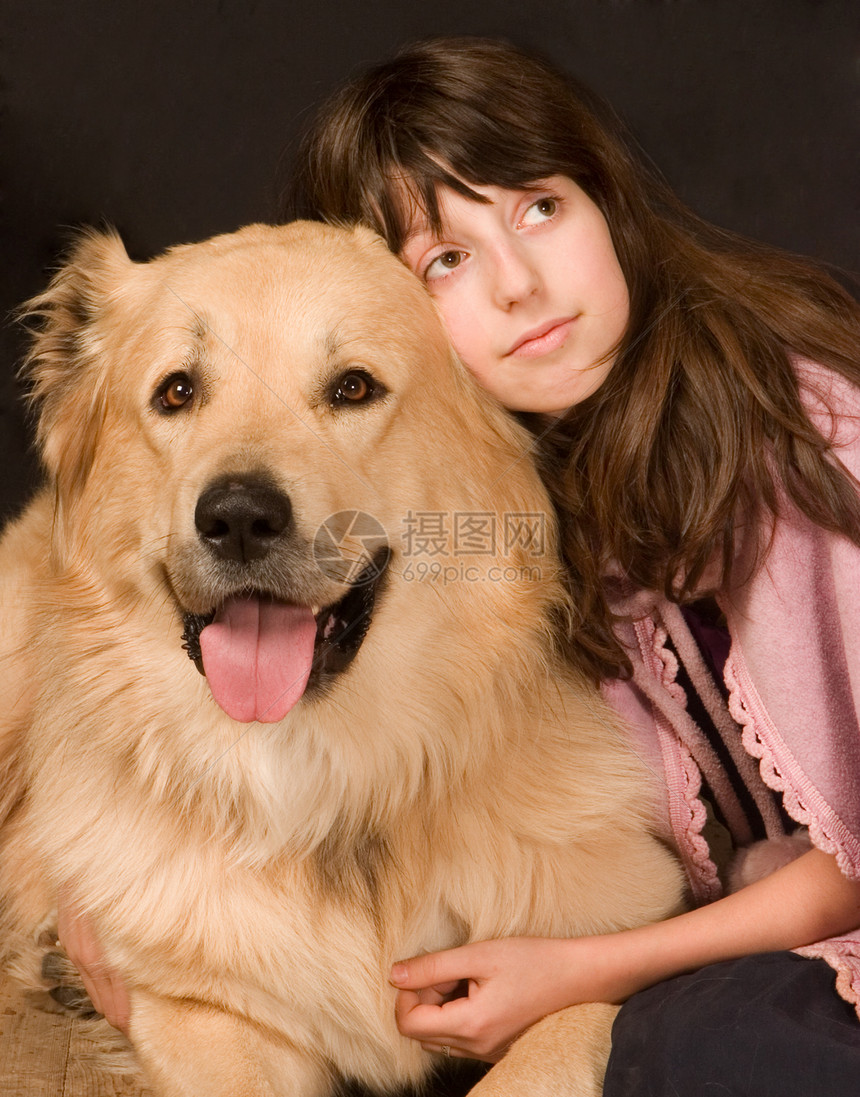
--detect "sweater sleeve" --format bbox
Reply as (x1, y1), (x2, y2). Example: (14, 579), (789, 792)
(723, 362), (860, 879)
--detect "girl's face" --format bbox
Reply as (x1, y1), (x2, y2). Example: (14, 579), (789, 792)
(400, 176), (630, 415)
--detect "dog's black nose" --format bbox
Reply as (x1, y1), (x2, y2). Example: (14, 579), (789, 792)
(195, 475), (292, 563)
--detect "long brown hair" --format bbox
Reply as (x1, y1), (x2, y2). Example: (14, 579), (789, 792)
(284, 36), (860, 681)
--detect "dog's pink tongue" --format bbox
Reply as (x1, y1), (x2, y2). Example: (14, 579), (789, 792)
(199, 598), (316, 723)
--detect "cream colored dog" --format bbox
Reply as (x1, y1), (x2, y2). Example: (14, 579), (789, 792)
(0, 222), (683, 1097)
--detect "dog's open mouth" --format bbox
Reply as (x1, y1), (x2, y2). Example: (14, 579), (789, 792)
(181, 550), (389, 724)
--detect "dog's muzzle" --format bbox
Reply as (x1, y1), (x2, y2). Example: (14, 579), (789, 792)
(179, 474), (389, 724)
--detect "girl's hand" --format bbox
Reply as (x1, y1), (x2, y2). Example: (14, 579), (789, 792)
(390, 849), (860, 1062)
(57, 886), (131, 1034)
(390, 937), (591, 1062)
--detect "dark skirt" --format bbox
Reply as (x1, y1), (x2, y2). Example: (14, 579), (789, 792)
(604, 951), (860, 1096)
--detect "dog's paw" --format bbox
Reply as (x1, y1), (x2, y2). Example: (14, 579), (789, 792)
(37, 935), (99, 1019)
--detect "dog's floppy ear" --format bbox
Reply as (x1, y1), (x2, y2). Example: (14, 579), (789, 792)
(21, 228), (134, 494)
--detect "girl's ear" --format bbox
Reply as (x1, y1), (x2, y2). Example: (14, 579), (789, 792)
(20, 229), (133, 494)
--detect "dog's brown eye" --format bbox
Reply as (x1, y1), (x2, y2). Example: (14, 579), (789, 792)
(339, 373), (369, 401)
(156, 373), (195, 413)
(330, 370), (383, 408)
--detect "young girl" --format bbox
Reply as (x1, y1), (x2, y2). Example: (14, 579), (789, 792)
(65, 35), (860, 1095)
(281, 36), (860, 1095)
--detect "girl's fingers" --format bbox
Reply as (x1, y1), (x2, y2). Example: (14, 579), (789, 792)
(390, 949), (474, 990)
(395, 989), (472, 1039)
(416, 986), (445, 1006)
(421, 1042), (464, 1058)
(70, 956), (131, 1032)
(415, 979), (463, 1006)
(57, 887), (131, 1034)
(394, 988), (423, 1029)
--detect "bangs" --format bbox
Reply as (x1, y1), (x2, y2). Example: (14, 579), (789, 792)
(360, 84), (579, 252)
(375, 158), (490, 254)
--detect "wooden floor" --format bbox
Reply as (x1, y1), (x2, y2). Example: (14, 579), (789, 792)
(0, 974), (148, 1097)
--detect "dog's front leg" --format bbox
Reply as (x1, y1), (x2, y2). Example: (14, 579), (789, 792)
(466, 1002), (619, 1097)
(130, 989), (333, 1097)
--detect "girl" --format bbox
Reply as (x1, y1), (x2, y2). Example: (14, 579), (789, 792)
(282, 36), (860, 1095)
(65, 35), (860, 1095)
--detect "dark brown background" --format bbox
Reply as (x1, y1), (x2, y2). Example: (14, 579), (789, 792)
(2, 0), (858, 520)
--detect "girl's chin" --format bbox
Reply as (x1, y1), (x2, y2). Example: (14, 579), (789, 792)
(538, 408), (572, 423)
(527, 363), (612, 414)
(509, 379), (598, 417)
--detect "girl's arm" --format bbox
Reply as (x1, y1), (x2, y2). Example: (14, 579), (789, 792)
(391, 847), (860, 1062)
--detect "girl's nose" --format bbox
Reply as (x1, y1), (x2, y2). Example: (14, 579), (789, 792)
(490, 242), (540, 309)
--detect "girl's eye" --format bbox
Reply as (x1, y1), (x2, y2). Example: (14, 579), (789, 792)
(521, 196), (559, 226)
(425, 249), (464, 281)
(330, 369), (385, 407)
(155, 372), (195, 413)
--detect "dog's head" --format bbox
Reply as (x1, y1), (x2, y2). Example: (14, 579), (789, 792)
(22, 222), (563, 727)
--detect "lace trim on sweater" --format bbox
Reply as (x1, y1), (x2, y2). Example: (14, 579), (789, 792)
(725, 647), (860, 881)
(796, 940), (860, 1018)
(634, 618), (722, 904)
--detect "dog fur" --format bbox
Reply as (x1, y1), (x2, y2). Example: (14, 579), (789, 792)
(0, 222), (684, 1096)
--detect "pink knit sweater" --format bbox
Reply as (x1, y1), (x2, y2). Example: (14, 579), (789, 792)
(602, 360), (860, 1014)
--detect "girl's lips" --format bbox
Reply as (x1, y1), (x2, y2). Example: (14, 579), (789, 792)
(506, 317), (576, 358)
